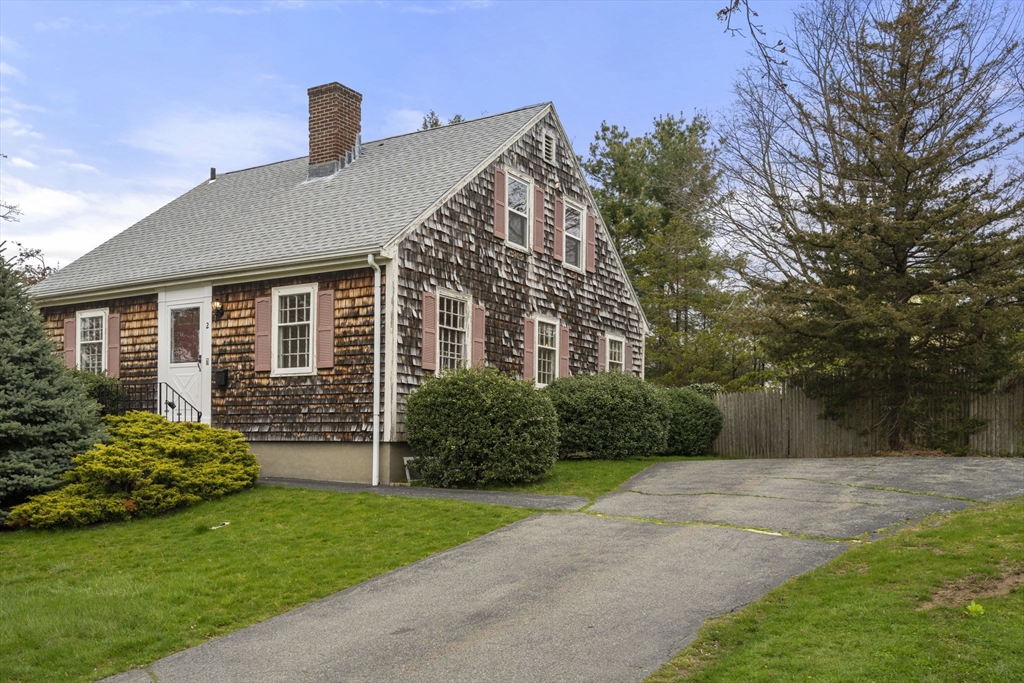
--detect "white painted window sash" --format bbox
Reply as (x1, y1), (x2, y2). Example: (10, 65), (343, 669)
(271, 283), (318, 376)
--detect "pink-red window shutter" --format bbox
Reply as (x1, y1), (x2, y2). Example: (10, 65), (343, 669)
(472, 304), (486, 367)
(63, 318), (76, 368)
(254, 297), (272, 372)
(493, 167), (507, 239)
(316, 289), (335, 369)
(625, 342), (634, 375)
(586, 212), (597, 273)
(597, 334), (607, 372)
(558, 326), (571, 378)
(523, 317), (535, 381)
(106, 314), (121, 378)
(533, 185), (545, 254)
(553, 197), (564, 261)
(421, 291), (437, 372)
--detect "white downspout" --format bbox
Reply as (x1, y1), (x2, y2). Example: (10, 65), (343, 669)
(368, 254), (382, 486)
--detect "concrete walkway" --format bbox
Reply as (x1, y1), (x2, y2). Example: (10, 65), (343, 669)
(106, 457), (1023, 683)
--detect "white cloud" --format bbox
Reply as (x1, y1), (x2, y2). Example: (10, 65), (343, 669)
(33, 17), (73, 31)
(0, 116), (43, 138)
(206, 1), (307, 15)
(64, 162), (100, 173)
(9, 156), (37, 169)
(0, 35), (27, 58)
(0, 175), (176, 265)
(399, 1), (491, 14)
(0, 61), (24, 79)
(377, 108), (425, 139)
(123, 110), (305, 170)
(0, 97), (48, 114)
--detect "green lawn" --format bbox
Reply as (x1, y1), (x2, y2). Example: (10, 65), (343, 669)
(0, 487), (532, 683)
(648, 497), (1024, 683)
(489, 455), (722, 500)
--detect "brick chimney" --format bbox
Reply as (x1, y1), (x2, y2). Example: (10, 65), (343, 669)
(308, 82), (362, 178)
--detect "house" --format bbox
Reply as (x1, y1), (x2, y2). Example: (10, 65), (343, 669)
(32, 82), (649, 484)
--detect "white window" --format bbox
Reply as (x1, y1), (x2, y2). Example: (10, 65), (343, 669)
(437, 294), (468, 372)
(607, 335), (624, 372)
(272, 283), (317, 375)
(563, 202), (584, 270)
(506, 173), (530, 250)
(536, 320), (558, 387)
(543, 132), (557, 165)
(77, 309), (107, 374)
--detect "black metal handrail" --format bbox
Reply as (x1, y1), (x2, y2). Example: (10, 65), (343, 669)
(158, 382), (202, 423)
(121, 380), (201, 422)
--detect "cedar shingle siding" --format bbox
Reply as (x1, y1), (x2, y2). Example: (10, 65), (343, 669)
(393, 112), (644, 438)
(210, 268), (384, 441)
(41, 295), (159, 384)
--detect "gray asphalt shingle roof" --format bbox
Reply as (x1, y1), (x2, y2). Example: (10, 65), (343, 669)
(32, 103), (549, 300)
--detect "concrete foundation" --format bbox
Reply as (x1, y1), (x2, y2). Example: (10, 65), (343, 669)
(250, 441), (414, 485)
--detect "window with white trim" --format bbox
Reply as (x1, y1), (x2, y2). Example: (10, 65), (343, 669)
(77, 309), (106, 374)
(536, 320), (558, 387)
(507, 173), (530, 249)
(438, 294), (468, 371)
(272, 283), (317, 375)
(563, 202), (583, 270)
(608, 336), (624, 372)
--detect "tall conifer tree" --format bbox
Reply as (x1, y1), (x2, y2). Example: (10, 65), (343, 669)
(0, 246), (103, 514)
(721, 0), (1024, 447)
(585, 115), (769, 389)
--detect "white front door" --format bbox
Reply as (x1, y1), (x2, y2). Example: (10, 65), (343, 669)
(158, 286), (212, 424)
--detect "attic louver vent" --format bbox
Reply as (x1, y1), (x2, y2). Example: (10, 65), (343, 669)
(543, 132), (556, 165)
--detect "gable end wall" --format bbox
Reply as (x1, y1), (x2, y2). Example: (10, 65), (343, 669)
(393, 111), (644, 438)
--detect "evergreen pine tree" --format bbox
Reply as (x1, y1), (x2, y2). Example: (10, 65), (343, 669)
(722, 0), (1024, 448)
(585, 114), (769, 389)
(0, 246), (103, 515)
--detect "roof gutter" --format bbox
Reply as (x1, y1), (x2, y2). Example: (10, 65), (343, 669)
(31, 246), (387, 308)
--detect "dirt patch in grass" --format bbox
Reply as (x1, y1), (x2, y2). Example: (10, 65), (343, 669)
(920, 564), (1024, 609)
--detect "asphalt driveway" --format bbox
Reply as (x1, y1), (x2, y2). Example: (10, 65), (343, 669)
(105, 457), (1023, 683)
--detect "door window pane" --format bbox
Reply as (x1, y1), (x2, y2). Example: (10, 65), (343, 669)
(171, 307), (201, 364)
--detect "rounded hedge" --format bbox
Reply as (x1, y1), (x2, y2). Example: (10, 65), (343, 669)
(5, 411), (260, 529)
(405, 367), (558, 488)
(661, 387), (724, 456)
(543, 372), (668, 459)
(68, 369), (126, 416)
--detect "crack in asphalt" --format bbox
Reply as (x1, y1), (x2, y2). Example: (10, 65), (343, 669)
(616, 489), (888, 507)
(580, 510), (853, 543)
(769, 477), (982, 502)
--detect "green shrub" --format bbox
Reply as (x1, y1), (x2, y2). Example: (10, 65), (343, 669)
(544, 372), (669, 459)
(68, 369), (126, 416)
(661, 387), (724, 456)
(5, 412), (260, 529)
(406, 367), (558, 488)
(686, 383), (722, 400)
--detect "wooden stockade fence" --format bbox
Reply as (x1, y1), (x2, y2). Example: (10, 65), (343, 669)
(713, 381), (1024, 458)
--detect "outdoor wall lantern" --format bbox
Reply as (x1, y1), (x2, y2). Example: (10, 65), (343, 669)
(211, 300), (225, 321)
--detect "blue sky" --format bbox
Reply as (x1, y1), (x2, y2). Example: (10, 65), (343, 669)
(0, 0), (797, 266)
